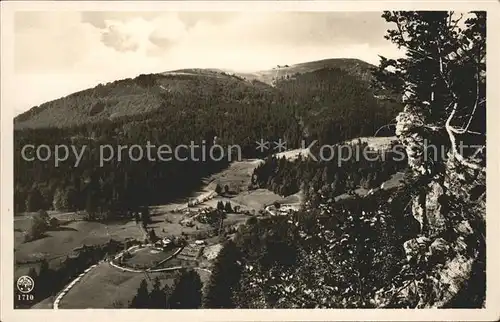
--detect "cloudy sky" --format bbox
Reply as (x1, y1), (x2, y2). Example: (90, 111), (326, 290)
(13, 11), (403, 114)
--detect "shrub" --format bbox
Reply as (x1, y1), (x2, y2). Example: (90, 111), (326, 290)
(24, 214), (49, 242)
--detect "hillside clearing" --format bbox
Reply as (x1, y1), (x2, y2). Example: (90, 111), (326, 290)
(56, 262), (178, 308)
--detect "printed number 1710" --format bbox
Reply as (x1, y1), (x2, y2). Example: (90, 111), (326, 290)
(18, 294), (34, 301)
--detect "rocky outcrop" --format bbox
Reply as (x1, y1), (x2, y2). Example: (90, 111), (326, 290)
(374, 105), (485, 308)
(410, 181), (448, 238)
(395, 109), (429, 175)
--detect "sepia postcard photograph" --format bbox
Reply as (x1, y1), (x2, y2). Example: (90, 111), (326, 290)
(1, 1), (499, 321)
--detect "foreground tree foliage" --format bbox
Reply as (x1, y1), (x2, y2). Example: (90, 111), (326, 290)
(372, 11), (486, 168)
(203, 240), (243, 308)
(222, 188), (415, 308)
(127, 270), (203, 309)
(168, 269), (203, 309)
(129, 279), (150, 309)
(148, 277), (168, 309)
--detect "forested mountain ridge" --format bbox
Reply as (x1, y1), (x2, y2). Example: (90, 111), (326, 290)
(14, 58), (396, 132)
(14, 71), (276, 130)
(14, 58), (402, 216)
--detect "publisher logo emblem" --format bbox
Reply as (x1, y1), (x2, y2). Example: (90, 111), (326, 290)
(16, 276), (34, 294)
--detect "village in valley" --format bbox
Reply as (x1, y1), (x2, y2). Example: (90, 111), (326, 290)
(14, 153), (307, 308)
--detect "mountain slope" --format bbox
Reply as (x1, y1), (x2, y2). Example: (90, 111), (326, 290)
(14, 72), (276, 130)
(14, 58), (398, 134)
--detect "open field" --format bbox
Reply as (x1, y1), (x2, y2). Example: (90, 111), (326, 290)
(15, 220), (143, 261)
(204, 159), (263, 192)
(232, 188), (283, 210)
(222, 212), (252, 226)
(334, 171), (406, 201)
(344, 136), (398, 150)
(15, 184), (291, 278)
(54, 256), (211, 309)
(122, 247), (179, 269)
(14, 190), (257, 276)
(14, 219), (145, 277)
(31, 297), (56, 309)
(381, 171), (406, 190)
(13, 211), (81, 225)
(56, 262), (179, 309)
(274, 148), (311, 161)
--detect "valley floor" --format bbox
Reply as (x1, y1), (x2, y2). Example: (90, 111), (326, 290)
(15, 138), (402, 309)
(15, 156), (300, 309)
